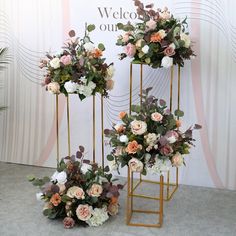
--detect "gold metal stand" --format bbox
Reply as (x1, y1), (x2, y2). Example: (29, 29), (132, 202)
(126, 167), (164, 227)
(55, 94), (105, 167)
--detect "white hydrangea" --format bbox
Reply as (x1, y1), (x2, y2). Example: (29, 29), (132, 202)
(78, 78), (96, 97)
(86, 207), (109, 227)
(80, 163), (92, 174)
(147, 158), (171, 175)
(83, 42), (95, 52)
(36, 192), (43, 201)
(51, 171), (67, 184)
(161, 56), (173, 68)
(144, 133), (159, 146)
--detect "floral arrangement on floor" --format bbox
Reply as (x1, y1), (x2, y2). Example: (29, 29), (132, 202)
(116, 0), (195, 68)
(28, 146), (123, 228)
(105, 88), (201, 175)
(40, 24), (115, 100)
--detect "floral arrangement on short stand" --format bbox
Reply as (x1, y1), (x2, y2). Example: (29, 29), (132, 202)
(116, 0), (195, 68)
(105, 88), (201, 175)
(28, 146), (123, 228)
(40, 24), (115, 100)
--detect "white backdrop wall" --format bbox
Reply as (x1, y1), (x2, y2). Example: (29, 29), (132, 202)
(0, 0), (236, 190)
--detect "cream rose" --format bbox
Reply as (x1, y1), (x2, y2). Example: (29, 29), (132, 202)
(130, 120), (147, 135)
(128, 158), (144, 172)
(106, 65), (115, 80)
(180, 33), (191, 48)
(49, 57), (60, 69)
(151, 112), (163, 122)
(67, 186), (85, 199)
(172, 152), (184, 167)
(108, 203), (119, 216)
(47, 82), (60, 94)
(76, 204), (92, 221)
(135, 39), (145, 48)
(88, 184), (103, 197)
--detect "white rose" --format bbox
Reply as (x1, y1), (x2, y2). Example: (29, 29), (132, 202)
(180, 33), (191, 48)
(172, 152), (184, 167)
(64, 81), (79, 93)
(51, 171), (67, 184)
(84, 42), (95, 51)
(49, 57), (60, 69)
(119, 135), (128, 143)
(86, 208), (109, 227)
(141, 45), (149, 54)
(167, 136), (177, 144)
(130, 120), (147, 135)
(106, 65), (115, 80)
(36, 192), (43, 201)
(128, 158), (144, 172)
(80, 163), (92, 174)
(161, 56), (173, 68)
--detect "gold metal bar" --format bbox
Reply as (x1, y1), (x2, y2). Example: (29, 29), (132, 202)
(132, 210), (160, 214)
(177, 65), (181, 111)
(129, 63), (133, 115)
(132, 178), (142, 192)
(167, 170), (170, 199)
(126, 167), (131, 224)
(141, 179), (176, 186)
(167, 184), (178, 201)
(101, 96), (104, 168)
(140, 64), (143, 105)
(131, 193), (161, 200)
(176, 167), (179, 187)
(159, 175), (164, 226)
(56, 94), (59, 164)
(66, 96), (71, 157)
(170, 65), (174, 112)
(127, 222), (162, 228)
(131, 171), (134, 212)
(93, 95), (96, 163)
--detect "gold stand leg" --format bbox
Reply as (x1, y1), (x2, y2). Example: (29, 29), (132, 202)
(101, 96), (104, 169)
(56, 94), (59, 164)
(129, 63), (133, 115)
(93, 95), (96, 163)
(66, 96), (71, 157)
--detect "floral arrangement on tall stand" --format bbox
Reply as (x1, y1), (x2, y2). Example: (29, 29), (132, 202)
(40, 24), (115, 99)
(116, 0), (195, 68)
(105, 88), (201, 175)
(28, 147), (123, 228)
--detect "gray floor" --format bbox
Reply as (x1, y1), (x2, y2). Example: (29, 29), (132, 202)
(0, 162), (236, 236)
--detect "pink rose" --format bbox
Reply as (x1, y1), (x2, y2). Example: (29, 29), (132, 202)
(146, 19), (157, 30)
(88, 184), (103, 197)
(159, 8), (171, 20)
(76, 204), (92, 221)
(63, 217), (75, 229)
(47, 82), (60, 94)
(124, 43), (136, 57)
(60, 55), (72, 65)
(151, 112), (163, 122)
(160, 145), (173, 156)
(172, 152), (184, 167)
(164, 46), (175, 56)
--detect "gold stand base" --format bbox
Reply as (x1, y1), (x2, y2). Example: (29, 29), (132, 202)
(126, 168), (164, 228)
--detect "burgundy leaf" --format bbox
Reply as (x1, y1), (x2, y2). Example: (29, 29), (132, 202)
(68, 30), (75, 37)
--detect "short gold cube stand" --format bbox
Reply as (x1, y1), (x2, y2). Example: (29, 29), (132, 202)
(126, 168), (164, 227)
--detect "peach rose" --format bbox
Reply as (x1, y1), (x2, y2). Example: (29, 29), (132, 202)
(76, 204), (92, 221)
(151, 112), (163, 122)
(150, 30), (166, 43)
(91, 48), (103, 58)
(47, 82), (60, 94)
(172, 152), (184, 167)
(108, 203), (119, 216)
(114, 124), (125, 133)
(106, 79), (114, 90)
(50, 193), (61, 206)
(88, 184), (103, 197)
(130, 120), (147, 135)
(176, 120), (182, 128)
(126, 140), (142, 154)
(128, 158), (144, 172)
(119, 111), (127, 119)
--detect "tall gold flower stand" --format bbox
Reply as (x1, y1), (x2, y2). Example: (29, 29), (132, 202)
(126, 63), (181, 227)
(55, 94), (105, 166)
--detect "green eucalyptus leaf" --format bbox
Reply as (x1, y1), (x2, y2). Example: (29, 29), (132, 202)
(98, 43), (105, 51)
(87, 24), (95, 32)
